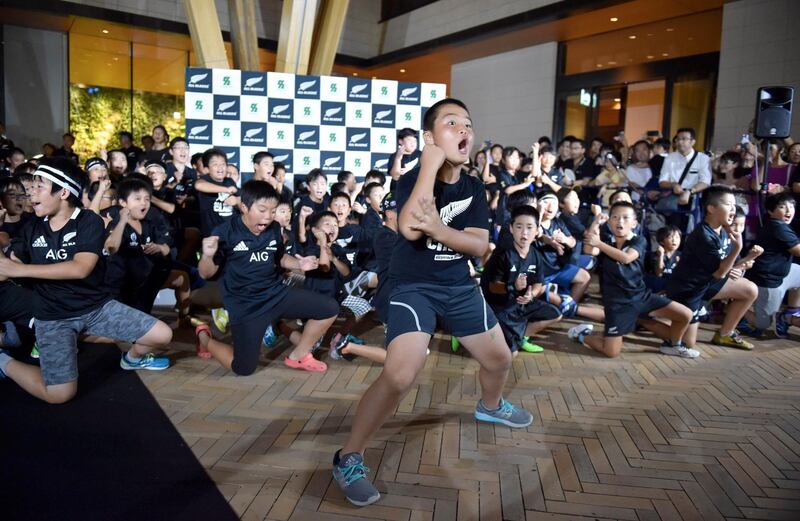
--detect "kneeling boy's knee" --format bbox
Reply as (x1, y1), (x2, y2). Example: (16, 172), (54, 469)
(383, 370), (417, 393)
(231, 358), (258, 377)
(151, 321), (173, 346)
(45, 387), (77, 405)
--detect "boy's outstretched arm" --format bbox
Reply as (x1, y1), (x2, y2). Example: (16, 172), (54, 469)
(399, 144), (445, 242)
(0, 249), (97, 280)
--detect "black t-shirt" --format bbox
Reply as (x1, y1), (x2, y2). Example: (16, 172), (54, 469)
(294, 194), (330, 215)
(559, 213), (586, 266)
(667, 222), (730, 295)
(747, 219), (800, 288)
(102, 206), (172, 294)
(390, 170), (490, 286)
(537, 219), (573, 276)
(276, 185), (294, 205)
(54, 147), (79, 164)
(361, 207), (383, 237)
(573, 157), (595, 181)
(388, 149), (421, 192)
(599, 234), (648, 303)
(334, 223), (367, 267)
(302, 239), (350, 301)
(0, 212), (34, 240)
(496, 169), (517, 228)
(211, 217), (288, 322)
(481, 244), (544, 309)
(166, 164), (197, 188)
(11, 208), (110, 320)
(372, 225), (398, 322)
(144, 148), (170, 164)
(122, 145), (143, 165)
(197, 175), (238, 237)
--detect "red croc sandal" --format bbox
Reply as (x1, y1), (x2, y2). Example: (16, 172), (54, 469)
(284, 353), (327, 373)
(195, 323), (212, 359)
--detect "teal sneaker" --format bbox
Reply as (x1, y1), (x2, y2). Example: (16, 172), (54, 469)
(30, 343), (40, 359)
(120, 353), (170, 371)
(474, 398), (533, 428)
(775, 312), (790, 339)
(332, 450), (380, 506)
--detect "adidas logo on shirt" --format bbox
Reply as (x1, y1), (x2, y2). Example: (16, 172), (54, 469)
(233, 241), (249, 252)
(33, 235), (48, 248)
(510, 265), (517, 272)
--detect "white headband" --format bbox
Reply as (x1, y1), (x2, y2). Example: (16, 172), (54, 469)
(35, 164), (81, 197)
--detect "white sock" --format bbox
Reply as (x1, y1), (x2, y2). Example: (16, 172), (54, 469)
(126, 352), (142, 362)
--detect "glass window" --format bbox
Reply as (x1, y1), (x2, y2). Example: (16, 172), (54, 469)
(132, 43), (187, 144)
(670, 77), (713, 150)
(624, 80), (665, 143)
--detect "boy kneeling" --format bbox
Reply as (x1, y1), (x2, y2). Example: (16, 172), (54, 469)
(196, 181), (338, 375)
(0, 158), (171, 404)
(568, 201), (696, 358)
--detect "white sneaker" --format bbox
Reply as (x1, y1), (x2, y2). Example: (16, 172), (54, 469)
(567, 324), (593, 344)
(660, 343), (700, 358)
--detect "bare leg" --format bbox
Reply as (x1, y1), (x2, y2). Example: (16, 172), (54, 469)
(341, 332), (430, 455)
(525, 316), (561, 337)
(713, 278), (758, 334)
(4, 361), (77, 404)
(576, 303), (605, 322)
(287, 316), (336, 361)
(570, 268), (591, 302)
(164, 269), (191, 316)
(127, 320), (172, 358)
(584, 334), (624, 358)
(683, 322), (700, 348)
(457, 324), (512, 409)
(643, 301), (692, 344)
(341, 343), (387, 364)
(788, 288), (800, 308)
(197, 330), (234, 370)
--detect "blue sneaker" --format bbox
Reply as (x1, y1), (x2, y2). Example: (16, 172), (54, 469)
(332, 450), (380, 506)
(775, 312), (790, 339)
(474, 398), (533, 428)
(737, 318), (764, 338)
(0, 321), (21, 349)
(263, 325), (278, 348)
(120, 353), (170, 371)
(0, 348), (10, 379)
(348, 335), (366, 345)
(559, 295), (577, 318)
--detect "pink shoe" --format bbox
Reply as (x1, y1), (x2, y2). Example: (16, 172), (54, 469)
(284, 353), (327, 373)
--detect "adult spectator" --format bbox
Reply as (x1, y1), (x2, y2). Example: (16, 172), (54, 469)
(54, 133), (79, 164)
(119, 131), (143, 165)
(658, 128), (711, 231)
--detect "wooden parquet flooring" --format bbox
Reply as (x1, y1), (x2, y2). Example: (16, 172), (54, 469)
(141, 314), (800, 520)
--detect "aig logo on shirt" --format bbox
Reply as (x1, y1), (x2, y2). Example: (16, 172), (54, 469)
(45, 249), (68, 261)
(250, 250), (270, 262)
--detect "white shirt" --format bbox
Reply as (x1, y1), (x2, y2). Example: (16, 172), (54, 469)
(659, 150), (712, 189)
(625, 164), (652, 187)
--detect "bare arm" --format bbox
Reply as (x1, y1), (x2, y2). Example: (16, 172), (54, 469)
(150, 196), (176, 215)
(0, 250), (98, 280)
(198, 236), (220, 279)
(103, 210), (130, 254)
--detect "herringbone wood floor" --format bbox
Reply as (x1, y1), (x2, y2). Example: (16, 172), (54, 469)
(142, 310), (800, 521)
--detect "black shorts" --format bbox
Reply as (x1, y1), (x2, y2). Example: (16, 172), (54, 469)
(495, 300), (561, 352)
(385, 282), (498, 346)
(666, 276), (727, 324)
(603, 292), (672, 337)
(229, 288), (338, 376)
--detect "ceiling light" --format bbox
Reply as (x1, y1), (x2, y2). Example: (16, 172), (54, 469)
(647, 33), (653, 37)
(352, 72), (358, 76)
(399, 68), (406, 73)
(662, 52), (669, 57)
(666, 28), (674, 32)
(596, 64), (602, 68)
(102, 29), (109, 34)
(610, 17), (619, 22)
(628, 35), (636, 39)
(608, 61), (617, 65)
(613, 98), (621, 102)
(646, 55), (654, 59)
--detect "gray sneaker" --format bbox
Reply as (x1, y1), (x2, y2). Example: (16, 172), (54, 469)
(659, 341), (700, 359)
(332, 450), (380, 506)
(474, 398), (533, 428)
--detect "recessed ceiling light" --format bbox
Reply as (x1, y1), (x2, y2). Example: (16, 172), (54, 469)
(614, 98), (621, 102)
(647, 33), (653, 37)
(102, 29), (109, 34)
(608, 61), (617, 65)
(662, 52), (669, 57)
(610, 17), (619, 22)
(399, 68), (406, 73)
(596, 64), (603, 68)
(666, 28), (674, 32)
(646, 55), (655, 59)
(352, 72), (358, 76)
(371, 76), (376, 79)
(628, 35), (636, 39)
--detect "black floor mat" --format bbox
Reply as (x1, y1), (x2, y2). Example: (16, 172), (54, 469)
(0, 343), (238, 521)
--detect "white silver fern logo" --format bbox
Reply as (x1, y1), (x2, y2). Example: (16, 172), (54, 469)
(226, 151), (236, 159)
(324, 107), (342, 118)
(298, 80), (317, 91)
(373, 159), (389, 169)
(400, 87), (418, 97)
(350, 84), (368, 95)
(375, 109), (392, 120)
(189, 73), (208, 84)
(189, 125), (208, 136)
(271, 103), (290, 116)
(349, 132), (367, 144)
(404, 157), (419, 170)
(274, 154), (289, 162)
(439, 197), (473, 225)
(62, 231), (77, 243)
(217, 100), (236, 112)
(323, 156), (341, 167)
(244, 127), (263, 138)
(244, 76), (263, 87)
(298, 130), (316, 141)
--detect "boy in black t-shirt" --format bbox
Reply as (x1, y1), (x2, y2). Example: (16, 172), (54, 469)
(742, 193), (800, 337)
(665, 186), (759, 350)
(295, 169), (330, 241)
(359, 182), (385, 236)
(194, 148), (240, 237)
(568, 202), (695, 358)
(0, 158), (171, 404)
(646, 225), (682, 293)
(196, 181), (338, 375)
(332, 99), (532, 507)
(481, 206), (561, 355)
(388, 127), (420, 192)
